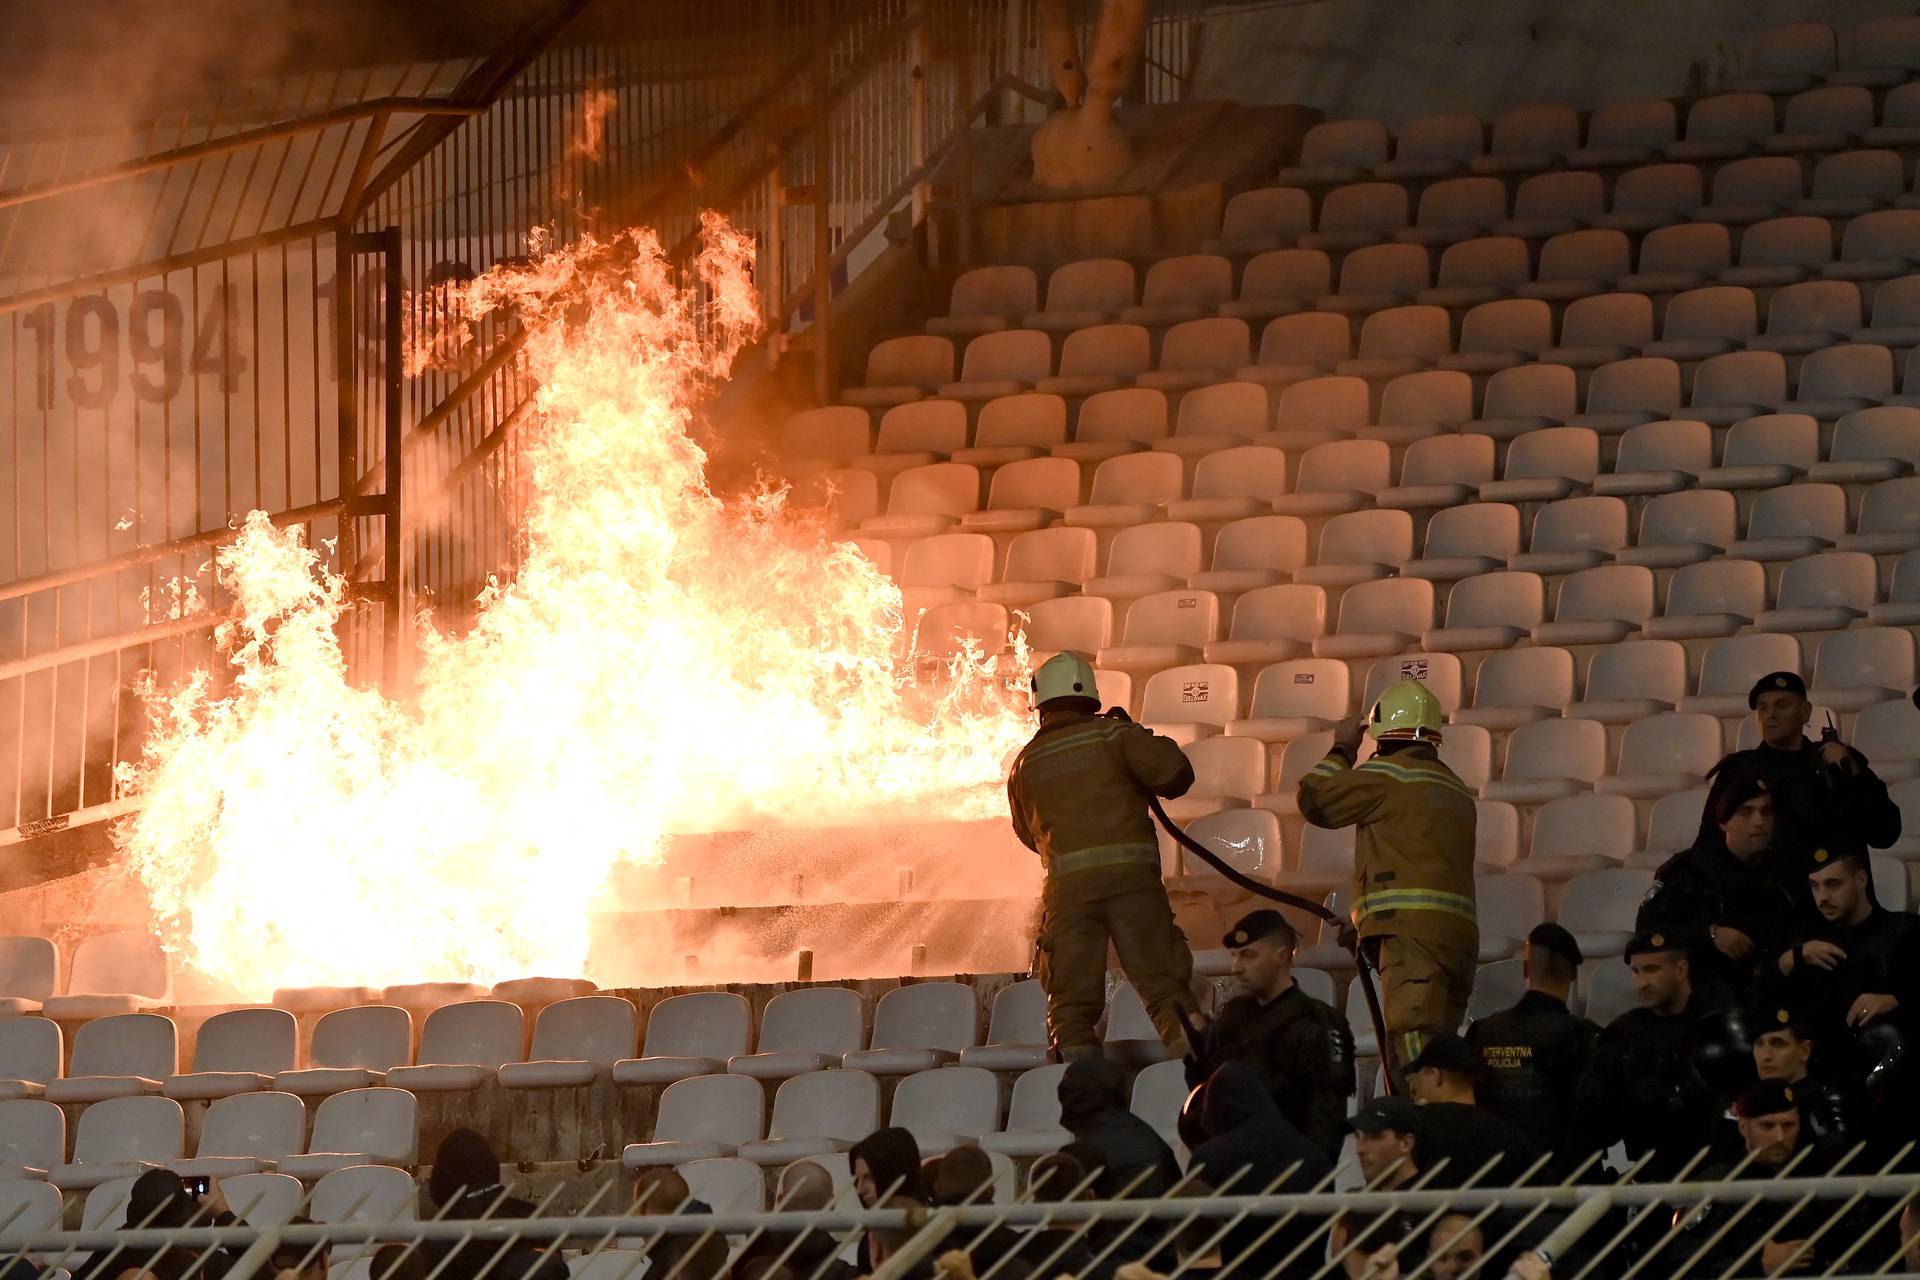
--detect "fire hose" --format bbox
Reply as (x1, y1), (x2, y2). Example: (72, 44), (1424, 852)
(1144, 791), (1397, 1095)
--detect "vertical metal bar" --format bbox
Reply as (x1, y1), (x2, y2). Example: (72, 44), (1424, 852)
(811, 0), (833, 404)
(953, 0), (974, 263)
(380, 226), (405, 693)
(332, 233), (358, 621)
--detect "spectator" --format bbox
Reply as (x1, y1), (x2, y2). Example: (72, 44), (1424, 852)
(851, 1128), (928, 1274)
(1748, 1003), (1855, 1152)
(1348, 1097), (1422, 1191)
(1569, 932), (1732, 1180)
(1464, 923), (1598, 1156)
(266, 1222), (330, 1280)
(1019, 1152), (1104, 1280)
(73, 1170), (234, 1280)
(865, 1194), (935, 1279)
(1697, 673), (1901, 871)
(736, 1160), (852, 1280)
(1188, 1061), (1331, 1277)
(369, 1246), (427, 1280)
(1642, 779), (1808, 1000)
(1402, 1034), (1539, 1186)
(1058, 1057), (1182, 1267)
(1058, 1057), (1182, 1200)
(1424, 1213), (1486, 1280)
(423, 1130), (565, 1280)
(1330, 1209), (1418, 1280)
(631, 1169), (727, 1280)
(851, 1127), (928, 1207)
(1203, 909), (1356, 1161)
(929, 1145), (1032, 1275)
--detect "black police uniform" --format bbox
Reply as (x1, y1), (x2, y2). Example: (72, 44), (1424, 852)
(1680, 1081), (1868, 1276)
(1402, 1035), (1541, 1186)
(1639, 832), (1808, 1000)
(1204, 913), (1355, 1162)
(1465, 989), (1600, 1155)
(1786, 894), (1920, 1019)
(1696, 674), (1903, 868)
(1568, 935), (1734, 1181)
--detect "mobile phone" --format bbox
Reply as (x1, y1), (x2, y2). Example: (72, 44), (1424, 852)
(184, 1175), (211, 1199)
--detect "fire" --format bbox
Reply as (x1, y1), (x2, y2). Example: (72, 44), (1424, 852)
(115, 216), (1033, 996)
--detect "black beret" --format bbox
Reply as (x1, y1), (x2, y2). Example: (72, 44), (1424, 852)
(1624, 929), (1688, 961)
(1748, 671), (1807, 709)
(1222, 910), (1291, 950)
(1735, 1078), (1799, 1119)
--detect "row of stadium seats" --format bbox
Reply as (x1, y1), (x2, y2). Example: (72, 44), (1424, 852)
(839, 463), (1918, 564)
(1271, 25), (1920, 194)
(859, 301), (1920, 416)
(901, 228), (1920, 365)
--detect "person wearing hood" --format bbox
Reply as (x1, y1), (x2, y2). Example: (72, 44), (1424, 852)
(423, 1130), (565, 1280)
(1189, 1061), (1334, 1280)
(1058, 1056), (1182, 1199)
(1058, 1057), (1183, 1267)
(850, 1127), (928, 1275)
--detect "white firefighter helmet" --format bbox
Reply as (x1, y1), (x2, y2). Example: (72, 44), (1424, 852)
(1032, 651), (1100, 709)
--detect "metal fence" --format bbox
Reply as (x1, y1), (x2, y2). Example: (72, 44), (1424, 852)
(5, 1151), (1920, 1280)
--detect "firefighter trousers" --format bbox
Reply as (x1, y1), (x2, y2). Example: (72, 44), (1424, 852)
(1371, 933), (1477, 1070)
(1037, 881), (1198, 1058)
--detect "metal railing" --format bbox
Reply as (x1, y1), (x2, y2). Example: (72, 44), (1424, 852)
(5, 1150), (1920, 1280)
(0, 0), (1261, 847)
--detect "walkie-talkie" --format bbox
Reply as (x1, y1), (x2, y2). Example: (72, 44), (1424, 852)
(1819, 711), (1843, 792)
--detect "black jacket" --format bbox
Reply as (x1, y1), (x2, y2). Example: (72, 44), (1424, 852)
(1189, 1064), (1333, 1280)
(1411, 1100), (1541, 1187)
(1568, 988), (1733, 1181)
(1783, 906), (1920, 1064)
(1640, 838), (1810, 997)
(1205, 981), (1355, 1161)
(1464, 990), (1600, 1154)
(1698, 741), (1902, 863)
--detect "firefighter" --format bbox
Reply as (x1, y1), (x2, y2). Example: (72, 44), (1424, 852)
(1297, 678), (1477, 1074)
(1007, 651), (1202, 1062)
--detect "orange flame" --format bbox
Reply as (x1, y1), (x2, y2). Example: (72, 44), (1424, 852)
(115, 216), (1032, 996)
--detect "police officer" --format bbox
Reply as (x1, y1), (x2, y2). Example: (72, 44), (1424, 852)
(1780, 847), (1920, 1109)
(1639, 778), (1808, 1001)
(1697, 672), (1902, 871)
(1569, 930), (1732, 1181)
(1401, 1033), (1541, 1186)
(1464, 923), (1600, 1156)
(1202, 909), (1355, 1161)
(1007, 651), (1201, 1061)
(1297, 678), (1477, 1074)
(1748, 1003), (1855, 1154)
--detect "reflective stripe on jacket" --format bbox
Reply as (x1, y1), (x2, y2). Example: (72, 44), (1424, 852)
(1295, 743), (1478, 950)
(1007, 711), (1195, 901)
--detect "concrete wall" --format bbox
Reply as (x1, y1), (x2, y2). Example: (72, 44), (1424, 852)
(1190, 0), (1917, 126)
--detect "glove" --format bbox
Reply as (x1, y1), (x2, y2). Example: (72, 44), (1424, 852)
(1337, 923), (1360, 953)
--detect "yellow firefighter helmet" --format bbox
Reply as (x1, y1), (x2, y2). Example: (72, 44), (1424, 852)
(1367, 677), (1444, 743)
(1032, 651), (1100, 709)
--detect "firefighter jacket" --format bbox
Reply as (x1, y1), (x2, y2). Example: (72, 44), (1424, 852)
(1295, 742), (1478, 952)
(1007, 709), (1194, 905)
